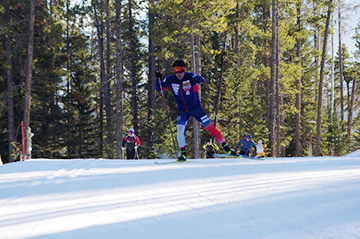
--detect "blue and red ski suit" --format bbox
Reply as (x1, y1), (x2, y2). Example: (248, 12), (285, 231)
(156, 72), (225, 148)
(156, 72), (203, 111)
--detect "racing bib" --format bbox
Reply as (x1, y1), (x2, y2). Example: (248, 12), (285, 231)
(182, 80), (191, 95)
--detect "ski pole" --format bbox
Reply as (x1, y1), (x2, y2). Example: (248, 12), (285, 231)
(135, 147), (139, 160)
(157, 74), (178, 158)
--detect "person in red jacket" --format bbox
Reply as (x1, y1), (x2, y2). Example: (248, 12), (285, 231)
(122, 128), (140, 159)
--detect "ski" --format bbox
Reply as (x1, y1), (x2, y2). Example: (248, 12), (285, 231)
(154, 160), (193, 165)
(214, 153), (265, 160)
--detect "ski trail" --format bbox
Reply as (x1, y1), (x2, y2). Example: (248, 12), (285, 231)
(1, 158), (360, 239)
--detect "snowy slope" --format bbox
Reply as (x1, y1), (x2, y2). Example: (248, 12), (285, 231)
(1, 155), (360, 239)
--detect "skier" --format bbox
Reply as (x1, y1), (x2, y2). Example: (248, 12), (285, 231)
(235, 134), (256, 156)
(202, 139), (219, 158)
(155, 59), (237, 161)
(255, 140), (267, 158)
(122, 128), (140, 159)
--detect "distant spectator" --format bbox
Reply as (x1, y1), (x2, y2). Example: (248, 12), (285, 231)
(122, 128), (140, 159)
(236, 134), (256, 156)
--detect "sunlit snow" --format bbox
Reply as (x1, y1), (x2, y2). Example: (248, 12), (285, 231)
(1, 153), (360, 239)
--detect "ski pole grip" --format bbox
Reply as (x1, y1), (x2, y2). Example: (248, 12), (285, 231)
(155, 71), (162, 79)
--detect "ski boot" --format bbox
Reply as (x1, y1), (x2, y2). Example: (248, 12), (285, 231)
(221, 142), (237, 156)
(177, 148), (187, 161)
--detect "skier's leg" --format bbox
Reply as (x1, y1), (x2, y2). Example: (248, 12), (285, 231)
(177, 124), (186, 148)
(203, 123), (224, 143)
(176, 109), (189, 148)
(239, 150), (246, 155)
(190, 108), (237, 156)
(177, 109), (190, 160)
(188, 108), (222, 140)
(204, 123), (236, 155)
(129, 149), (135, 159)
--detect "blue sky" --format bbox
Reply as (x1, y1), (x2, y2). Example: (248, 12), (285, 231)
(334, 0), (360, 57)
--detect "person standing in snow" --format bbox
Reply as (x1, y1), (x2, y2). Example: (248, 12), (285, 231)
(155, 59), (237, 161)
(255, 140), (267, 158)
(122, 128), (140, 159)
(235, 134), (256, 156)
(202, 139), (220, 158)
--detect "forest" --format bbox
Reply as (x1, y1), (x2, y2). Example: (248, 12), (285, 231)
(1, 0), (360, 163)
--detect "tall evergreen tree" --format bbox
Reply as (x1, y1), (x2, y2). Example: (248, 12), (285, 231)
(115, 0), (124, 159)
(315, 0), (333, 156)
(3, 0), (15, 163)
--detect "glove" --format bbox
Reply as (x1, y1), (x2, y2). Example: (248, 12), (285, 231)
(122, 147), (125, 150)
(155, 71), (162, 79)
(134, 146), (138, 150)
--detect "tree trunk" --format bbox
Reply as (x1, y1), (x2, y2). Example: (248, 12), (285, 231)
(275, 12), (280, 157)
(190, 30), (201, 158)
(330, 13), (335, 116)
(23, 0), (36, 159)
(234, 2), (242, 141)
(66, 0), (71, 97)
(65, 0), (73, 156)
(195, 34), (202, 158)
(315, 0), (333, 156)
(279, 93), (285, 157)
(347, 77), (356, 145)
(214, 50), (225, 128)
(295, 3), (302, 157)
(105, 0), (112, 158)
(147, 0), (156, 157)
(94, 4), (106, 157)
(263, 1), (271, 134)
(338, 0), (344, 123)
(329, 13), (335, 156)
(128, 0), (138, 132)
(115, 0), (124, 159)
(4, 0), (15, 163)
(269, 0), (278, 157)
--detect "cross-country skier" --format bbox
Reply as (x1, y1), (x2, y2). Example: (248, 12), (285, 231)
(155, 59), (237, 161)
(202, 139), (219, 158)
(122, 128), (140, 159)
(235, 134), (256, 156)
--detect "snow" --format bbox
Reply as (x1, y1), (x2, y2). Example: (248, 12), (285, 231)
(1, 153), (360, 239)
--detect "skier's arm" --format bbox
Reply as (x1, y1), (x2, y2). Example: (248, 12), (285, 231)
(235, 140), (242, 150)
(193, 74), (204, 84)
(155, 77), (171, 91)
(264, 144), (267, 157)
(250, 147), (255, 156)
(250, 141), (256, 156)
(122, 137), (127, 147)
(155, 78), (162, 91)
(155, 71), (171, 91)
(135, 136), (140, 147)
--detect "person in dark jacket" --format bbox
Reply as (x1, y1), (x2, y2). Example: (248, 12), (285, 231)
(122, 128), (140, 159)
(236, 134), (256, 156)
(155, 60), (237, 161)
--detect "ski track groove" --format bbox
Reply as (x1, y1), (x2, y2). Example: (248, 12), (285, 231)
(2, 166), (359, 228)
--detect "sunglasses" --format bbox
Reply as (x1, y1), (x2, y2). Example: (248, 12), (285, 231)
(174, 70), (185, 74)
(173, 66), (185, 74)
